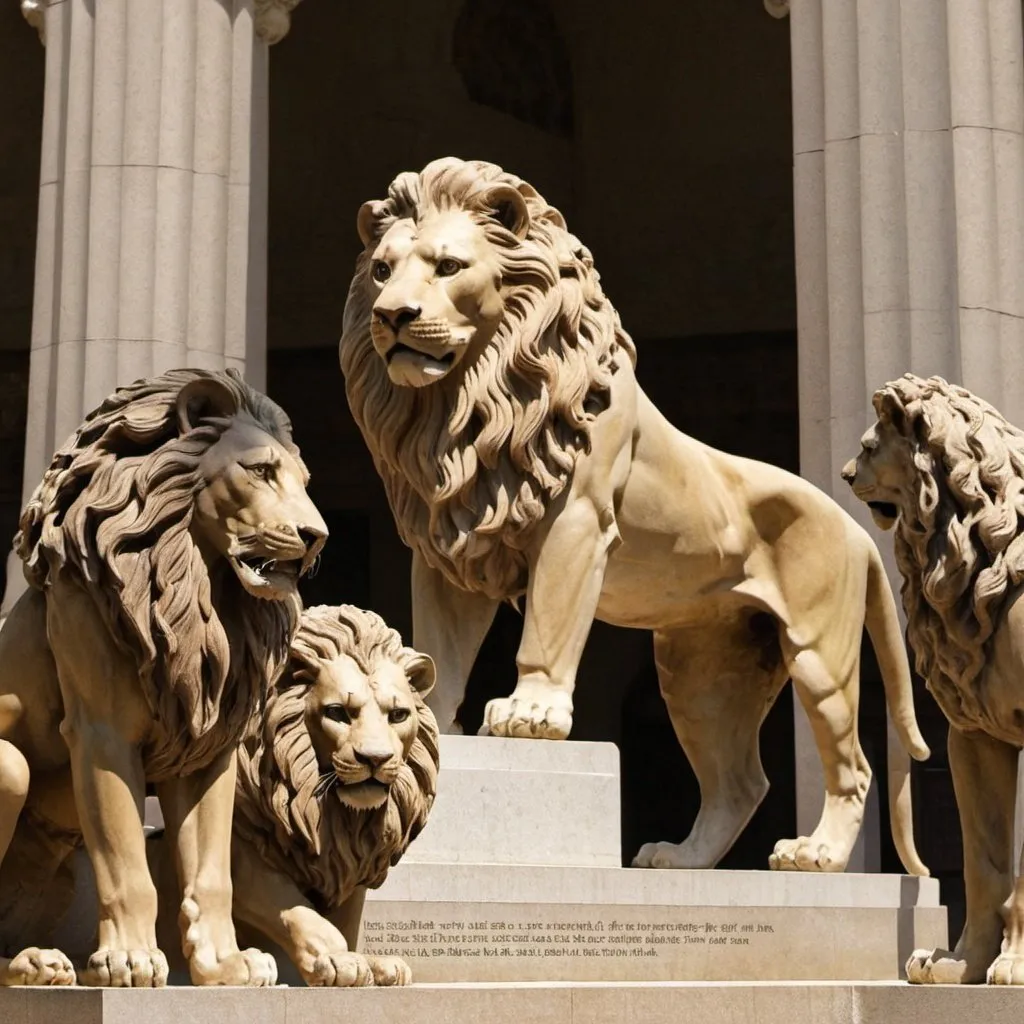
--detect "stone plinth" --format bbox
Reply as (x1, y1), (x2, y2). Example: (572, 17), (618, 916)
(2, 983), (1023, 1024)
(403, 736), (621, 867)
(361, 864), (945, 983)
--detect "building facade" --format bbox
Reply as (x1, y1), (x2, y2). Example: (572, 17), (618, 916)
(3, 0), (1024, 929)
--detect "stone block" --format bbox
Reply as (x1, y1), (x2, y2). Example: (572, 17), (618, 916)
(406, 736), (621, 868)
(361, 864), (946, 983)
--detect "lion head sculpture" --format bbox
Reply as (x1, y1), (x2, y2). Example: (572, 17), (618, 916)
(14, 368), (328, 778)
(233, 604), (439, 908)
(842, 372), (1024, 725)
(340, 157), (636, 599)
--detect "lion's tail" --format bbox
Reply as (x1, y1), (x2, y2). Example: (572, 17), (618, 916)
(863, 544), (931, 878)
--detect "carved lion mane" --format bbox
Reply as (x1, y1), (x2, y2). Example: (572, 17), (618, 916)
(875, 374), (1024, 720)
(233, 604), (440, 909)
(14, 367), (303, 778)
(341, 157), (636, 599)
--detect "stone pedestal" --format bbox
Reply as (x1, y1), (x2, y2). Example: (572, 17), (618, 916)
(352, 736), (945, 985)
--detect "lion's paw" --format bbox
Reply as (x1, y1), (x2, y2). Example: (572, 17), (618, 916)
(769, 836), (846, 873)
(481, 689), (572, 740)
(365, 954), (412, 986)
(906, 947), (976, 985)
(303, 951), (375, 988)
(191, 947), (277, 987)
(1, 947), (76, 987)
(81, 948), (169, 988)
(632, 841), (697, 870)
(987, 952), (1024, 985)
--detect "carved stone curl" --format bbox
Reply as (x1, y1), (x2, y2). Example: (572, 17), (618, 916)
(255, 0), (304, 44)
(340, 156), (931, 877)
(0, 368), (327, 987)
(845, 374), (1024, 987)
(231, 604), (439, 987)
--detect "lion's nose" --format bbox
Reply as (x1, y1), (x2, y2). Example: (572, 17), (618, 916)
(354, 747), (392, 770)
(840, 459), (857, 483)
(374, 302), (421, 332)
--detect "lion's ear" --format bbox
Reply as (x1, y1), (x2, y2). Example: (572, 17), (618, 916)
(483, 185), (530, 240)
(176, 375), (238, 434)
(357, 200), (387, 247)
(405, 652), (436, 697)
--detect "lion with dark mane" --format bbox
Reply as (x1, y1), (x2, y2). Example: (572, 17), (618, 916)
(845, 373), (1024, 987)
(231, 604), (439, 987)
(340, 157), (931, 881)
(0, 368), (327, 988)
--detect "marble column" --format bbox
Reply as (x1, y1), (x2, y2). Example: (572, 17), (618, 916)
(786, 0), (1024, 867)
(2, 0), (303, 619)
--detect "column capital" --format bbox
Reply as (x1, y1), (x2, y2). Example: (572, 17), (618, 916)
(21, 0), (46, 43)
(255, 0), (304, 44)
(763, 0), (789, 18)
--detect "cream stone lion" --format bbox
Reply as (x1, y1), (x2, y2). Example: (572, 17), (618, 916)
(0, 369), (328, 987)
(230, 603), (439, 987)
(844, 373), (1024, 985)
(339, 156), (931, 875)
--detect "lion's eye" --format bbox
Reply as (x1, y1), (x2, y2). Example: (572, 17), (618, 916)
(324, 704), (351, 724)
(371, 261), (391, 283)
(388, 707), (411, 724)
(436, 257), (463, 277)
(247, 463), (274, 481)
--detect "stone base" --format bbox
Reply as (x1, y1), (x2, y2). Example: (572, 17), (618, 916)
(2, 982), (1022, 1024)
(358, 864), (946, 983)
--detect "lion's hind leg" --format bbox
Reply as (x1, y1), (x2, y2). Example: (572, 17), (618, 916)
(0, 740), (76, 987)
(633, 621), (784, 870)
(769, 635), (870, 873)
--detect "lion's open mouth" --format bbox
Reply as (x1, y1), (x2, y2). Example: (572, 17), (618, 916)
(385, 342), (456, 380)
(867, 501), (899, 528)
(231, 554), (303, 597)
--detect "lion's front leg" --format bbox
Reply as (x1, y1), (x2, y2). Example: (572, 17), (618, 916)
(232, 845), (374, 987)
(412, 550), (499, 734)
(483, 497), (614, 741)
(158, 750), (276, 987)
(329, 885), (411, 986)
(907, 727), (1016, 985)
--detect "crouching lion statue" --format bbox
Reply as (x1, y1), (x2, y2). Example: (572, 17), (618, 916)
(0, 368), (328, 987)
(844, 373), (1024, 985)
(339, 156), (931, 875)
(230, 603), (439, 987)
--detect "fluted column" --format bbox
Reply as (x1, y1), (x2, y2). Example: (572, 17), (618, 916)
(2, 0), (303, 619)
(787, 0), (1024, 866)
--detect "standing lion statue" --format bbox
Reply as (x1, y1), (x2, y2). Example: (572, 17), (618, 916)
(229, 603), (439, 987)
(0, 368), (328, 987)
(339, 156), (931, 876)
(844, 373), (1024, 985)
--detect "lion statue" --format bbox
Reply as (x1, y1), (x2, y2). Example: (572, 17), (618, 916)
(0, 368), (328, 988)
(339, 156), (931, 876)
(230, 603), (439, 987)
(844, 372), (1024, 985)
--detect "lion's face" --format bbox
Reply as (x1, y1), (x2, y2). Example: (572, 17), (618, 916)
(191, 414), (328, 600)
(304, 650), (434, 811)
(363, 209), (506, 388)
(841, 415), (914, 530)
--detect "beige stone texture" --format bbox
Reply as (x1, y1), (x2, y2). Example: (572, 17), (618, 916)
(787, 0), (1024, 862)
(404, 737), (621, 868)
(359, 863), (944, 983)
(8, 982), (1024, 1024)
(1, 0), (280, 620)
(340, 157), (930, 880)
(0, 369), (327, 988)
(845, 374), (1024, 986)
(226, 604), (439, 989)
